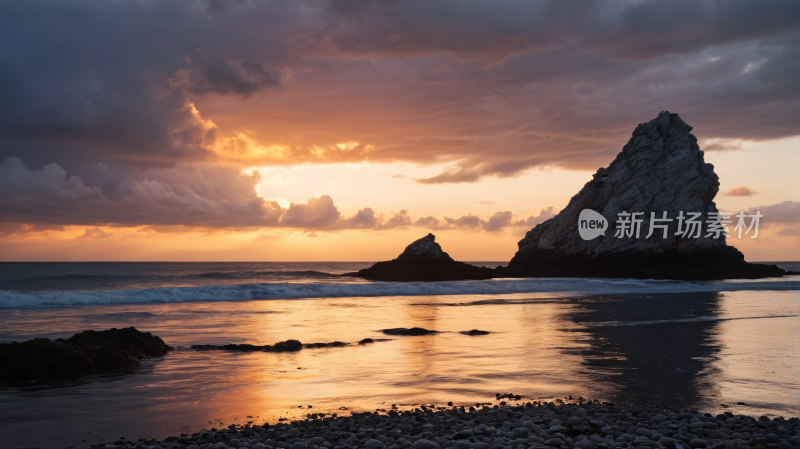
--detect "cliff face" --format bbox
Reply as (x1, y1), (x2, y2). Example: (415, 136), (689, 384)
(506, 111), (784, 280)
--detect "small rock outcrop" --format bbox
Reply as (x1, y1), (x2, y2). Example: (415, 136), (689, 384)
(461, 329), (490, 336)
(0, 327), (172, 380)
(192, 339), (351, 351)
(381, 327), (438, 336)
(345, 234), (496, 281)
(503, 111), (786, 280)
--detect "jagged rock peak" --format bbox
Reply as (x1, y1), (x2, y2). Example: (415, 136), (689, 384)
(395, 233), (454, 263)
(510, 110), (724, 267)
(501, 111), (790, 280)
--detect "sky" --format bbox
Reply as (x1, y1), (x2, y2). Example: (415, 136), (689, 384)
(0, 0), (798, 261)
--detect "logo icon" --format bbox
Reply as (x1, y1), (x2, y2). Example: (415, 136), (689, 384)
(578, 209), (607, 240)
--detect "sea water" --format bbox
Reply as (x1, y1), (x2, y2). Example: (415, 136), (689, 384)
(0, 262), (798, 449)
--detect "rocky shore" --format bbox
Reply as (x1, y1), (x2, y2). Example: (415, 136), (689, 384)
(0, 327), (172, 380)
(80, 399), (799, 449)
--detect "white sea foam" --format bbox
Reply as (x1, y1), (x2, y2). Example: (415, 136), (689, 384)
(0, 275), (798, 308)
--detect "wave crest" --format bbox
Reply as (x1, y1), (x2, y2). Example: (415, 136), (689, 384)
(0, 275), (798, 308)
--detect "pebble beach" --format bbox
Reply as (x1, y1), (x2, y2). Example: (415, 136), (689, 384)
(79, 400), (800, 449)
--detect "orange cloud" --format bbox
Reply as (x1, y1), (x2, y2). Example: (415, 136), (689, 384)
(725, 186), (756, 196)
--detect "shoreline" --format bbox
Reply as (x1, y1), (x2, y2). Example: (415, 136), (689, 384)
(80, 399), (800, 449)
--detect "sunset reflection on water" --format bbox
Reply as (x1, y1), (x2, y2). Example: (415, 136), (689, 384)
(0, 290), (797, 448)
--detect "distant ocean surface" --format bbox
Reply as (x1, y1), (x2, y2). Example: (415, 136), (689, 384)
(0, 262), (799, 449)
(0, 261), (799, 308)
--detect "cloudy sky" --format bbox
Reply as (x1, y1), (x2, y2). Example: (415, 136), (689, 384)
(1, 0), (798, 261)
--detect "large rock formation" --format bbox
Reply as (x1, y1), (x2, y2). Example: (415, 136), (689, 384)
(0, 327), (172, 380)
(503, 111), (785, 280)
(346, 233), (496, 281)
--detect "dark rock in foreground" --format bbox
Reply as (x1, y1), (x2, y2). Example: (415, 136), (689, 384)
(192, 339), (349, 352)
(461, 329), (490, 336)
(358, 338), (393, 344)
(504, 112), (787, 281)
(345, 234), (497, 282)
(303, 341), (348, 349)
(0, 327), (172, 380)
(270, 340), (304, 352)
(381, 327), (438, 336)
(89, 399), (800, 449)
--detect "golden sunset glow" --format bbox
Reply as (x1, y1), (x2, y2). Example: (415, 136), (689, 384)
(1, 4), (799, 449)
(1, 1), (797, 262)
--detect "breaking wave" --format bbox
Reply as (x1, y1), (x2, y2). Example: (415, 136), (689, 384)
(0, 275), (798, 308)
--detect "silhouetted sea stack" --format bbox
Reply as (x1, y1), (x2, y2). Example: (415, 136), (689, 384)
(502, 111), (786, 281)
(346, 233), (496, 281)
(0, 327), (172, 380)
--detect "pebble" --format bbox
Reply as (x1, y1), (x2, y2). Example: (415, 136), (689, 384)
(652, 414), (668, 424)
(453, 430), (474, 439)
(567, 417), (583, 426)
(689, 437), (707, 448)
(412, 439), (441, 449)
(659, 437), (677, 447)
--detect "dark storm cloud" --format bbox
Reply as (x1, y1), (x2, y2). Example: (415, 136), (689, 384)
(0, 0), (293, 173)
(0, 0), (797, 225)
(416, 158), (553, 184)
(303, 0), (800, 182)
(604, 0), (800, 59)
(172, 50), (282, 97)
(0, 157), (285, 227)
(315, 0), (799, 62)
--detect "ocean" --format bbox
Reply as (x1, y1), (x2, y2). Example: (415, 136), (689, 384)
(1, 262), (799, 449)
